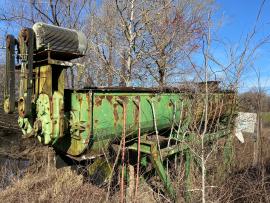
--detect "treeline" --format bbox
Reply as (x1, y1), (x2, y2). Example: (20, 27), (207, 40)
(239, 90), (270, 112)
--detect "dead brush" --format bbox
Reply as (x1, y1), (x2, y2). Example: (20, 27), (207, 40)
(211, 165), (270, 203)
(0, 163), (107, 202)
(0, 158), (23, 191)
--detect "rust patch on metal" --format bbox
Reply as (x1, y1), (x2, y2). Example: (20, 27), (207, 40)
(78, 95), (82, 105)
(6, 35), (11, 49)
(50, 96), (54, 137)
(133, 96), (141, 125)
(49, 96), (53, 118)
(118, 95), (128, 102)
(59, 103), (64, 137)
(86, 93), (92, 146)
(134, 105), (139, 125)
(106, 95), (113, 104)
(18, 97), (25, 117)
(113, 103), (119, 127)
(95, 96), (103, 106)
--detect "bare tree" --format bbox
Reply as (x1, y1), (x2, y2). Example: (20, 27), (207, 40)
(86, 0), (213, 87)
(140, 0), (212, 86)
(0, 0), (92, 28)
(86, 0), (146, 86)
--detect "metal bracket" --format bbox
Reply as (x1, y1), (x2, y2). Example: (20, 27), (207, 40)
(18, 28), (34, 117)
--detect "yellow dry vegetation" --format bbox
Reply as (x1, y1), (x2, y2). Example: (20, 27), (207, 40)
(0, 167), (105, 202)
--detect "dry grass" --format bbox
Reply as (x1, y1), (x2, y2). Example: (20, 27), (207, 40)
(0, 166), (106, 202)
(0, 165), (158, 203)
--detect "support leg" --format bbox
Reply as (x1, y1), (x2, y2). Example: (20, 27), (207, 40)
(150, 144), (176, 199)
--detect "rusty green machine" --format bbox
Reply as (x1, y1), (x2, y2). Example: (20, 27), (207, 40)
(3, 23), (236, 200)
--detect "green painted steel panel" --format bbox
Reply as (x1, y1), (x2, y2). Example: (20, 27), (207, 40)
(52, 90), (235, 157)
(92, 92), (183, 141)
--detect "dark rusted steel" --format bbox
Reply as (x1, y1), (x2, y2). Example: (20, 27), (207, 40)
(4, 35), (16, 113)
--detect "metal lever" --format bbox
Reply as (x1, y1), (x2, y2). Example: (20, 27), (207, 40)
(4, 35), (16, 113)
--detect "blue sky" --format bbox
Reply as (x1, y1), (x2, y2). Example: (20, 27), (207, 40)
(214, 0), (270, 92)
(0, 0), (269, 93)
